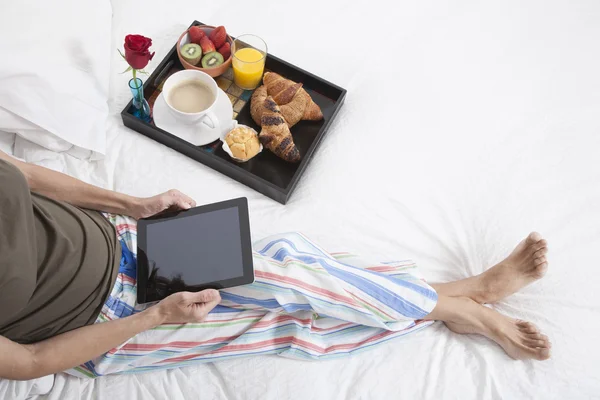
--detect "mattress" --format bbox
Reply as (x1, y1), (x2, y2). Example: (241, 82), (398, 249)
(16, 0), (600, 398)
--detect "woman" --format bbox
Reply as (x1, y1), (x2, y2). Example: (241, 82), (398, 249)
(0, 150), (551, 380)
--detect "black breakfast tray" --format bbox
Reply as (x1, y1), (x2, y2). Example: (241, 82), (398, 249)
(121, 20), (346, 204)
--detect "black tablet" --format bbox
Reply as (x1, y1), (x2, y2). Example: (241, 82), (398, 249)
(136, 197), (254, 303)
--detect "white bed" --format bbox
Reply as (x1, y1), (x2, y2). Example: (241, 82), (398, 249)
(2, 0), (600, 398)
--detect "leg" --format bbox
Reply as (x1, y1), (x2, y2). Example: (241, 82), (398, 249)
(220, 232), (438, 330)
(425, 295), (551, 360)
(431, 232), (549, 303)
(70, 230), (439, 376)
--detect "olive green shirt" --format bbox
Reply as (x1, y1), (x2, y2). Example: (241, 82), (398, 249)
(0, 159), (120, 344)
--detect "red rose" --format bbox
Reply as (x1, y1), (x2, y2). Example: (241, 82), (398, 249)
(124, 34), (155, 70)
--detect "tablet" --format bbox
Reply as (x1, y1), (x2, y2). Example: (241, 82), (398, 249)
(136, 197), (254, 303)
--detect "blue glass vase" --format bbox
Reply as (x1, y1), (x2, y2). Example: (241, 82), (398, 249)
(129, 78), (152, 123)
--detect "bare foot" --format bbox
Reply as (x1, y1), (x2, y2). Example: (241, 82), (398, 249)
(475, 232), (548, 303)
(444, 297), (551, 360)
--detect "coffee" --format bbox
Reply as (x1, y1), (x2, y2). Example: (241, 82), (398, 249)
(168, 80), (214, 113)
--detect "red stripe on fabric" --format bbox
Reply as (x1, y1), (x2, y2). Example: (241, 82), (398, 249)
(111, 316), (357, 354)
(111, 337), (241, 353)
(348, 291), (395, 320)
(365, 266), (402, 272)
(115, 223), (137, 233)
(214, 322), (427, 355)
(118, 274), (135, 284)
(187, 313), (350, 332)
(365, 264), (416, 272)
(255, 270), (356, 305)
(158, 329), (400, 363)
(248, 315), (353, 332)
(99, 312), (115, 321)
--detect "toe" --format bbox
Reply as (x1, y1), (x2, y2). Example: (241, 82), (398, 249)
(535, 347), (551, 360)
(539, 334), (551, 348)
(534, 256), (547, 265)
(525, 332), (542, 340)
(524, 338), (547, 348)
(532, 262), (548, 278)
(517, 321), (540, 334)
(526, 232), (542, 245)
(531, 240), (548, 253)
(517, 342), (551, 360)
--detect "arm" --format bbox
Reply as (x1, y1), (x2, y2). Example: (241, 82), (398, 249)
(0, 150), (196, 219)
(0, 290), (220, 381)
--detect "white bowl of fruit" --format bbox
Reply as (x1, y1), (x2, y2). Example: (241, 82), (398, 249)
(176, 25), (233, 78)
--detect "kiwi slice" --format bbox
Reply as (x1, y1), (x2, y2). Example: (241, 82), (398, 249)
(181, 43), (202, 66)
(201, 51), (224, 68)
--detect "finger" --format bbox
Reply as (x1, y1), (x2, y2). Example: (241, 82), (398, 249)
(179, 192), (196, 208)
(193, 289), (221, 303)
(175, 197), (192, 210)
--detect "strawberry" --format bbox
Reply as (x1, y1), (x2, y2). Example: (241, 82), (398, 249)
(217, 42), (231, 60)
(199, 36), (216, 54)
(209, 26), (227, 49)
(188, 26), (206, 45)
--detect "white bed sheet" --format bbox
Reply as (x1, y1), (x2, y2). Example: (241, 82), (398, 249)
(29, 0), (600, 398)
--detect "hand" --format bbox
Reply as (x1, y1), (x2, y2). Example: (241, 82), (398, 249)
(155, 290), (221, 324)
(130, 189), (196, 219)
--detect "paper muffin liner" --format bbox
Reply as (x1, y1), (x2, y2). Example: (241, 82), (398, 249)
(220, 122), (263, 163)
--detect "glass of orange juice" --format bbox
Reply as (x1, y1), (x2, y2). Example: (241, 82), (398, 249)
(232, 35), (267, 90)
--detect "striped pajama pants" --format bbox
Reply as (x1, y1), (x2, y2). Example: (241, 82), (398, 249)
(68, 215), (438, 378)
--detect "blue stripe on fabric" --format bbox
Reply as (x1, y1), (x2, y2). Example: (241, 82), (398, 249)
(244, 280), (375, 318)
(259, 235), (438, 318)
(118, 240), (137, 279)
(104, 296), (135, 318)
(262, 237), (437, 302)
(219, 292), (313, 313)
(267, 246), (431, 319)
(83, 360), (103, 377)
(378, 274), (438, 302)
(209, 304), (253, 313)
(258, 237), (323, 259)
(100, 240), (139, 319)
(259, 237), (437, 314)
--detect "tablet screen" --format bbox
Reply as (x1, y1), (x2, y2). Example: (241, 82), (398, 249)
(145, 206), (244, 291)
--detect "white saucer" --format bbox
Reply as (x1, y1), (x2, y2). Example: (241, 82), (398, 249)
(153, 88), (234, 146)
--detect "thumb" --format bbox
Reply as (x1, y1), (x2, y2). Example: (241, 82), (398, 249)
(193, 289), (221, 303)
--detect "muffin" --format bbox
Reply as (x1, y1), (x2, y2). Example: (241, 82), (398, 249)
(225, 126), (261, 161)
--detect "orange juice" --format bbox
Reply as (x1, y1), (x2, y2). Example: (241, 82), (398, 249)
(232, 47), (265, 90)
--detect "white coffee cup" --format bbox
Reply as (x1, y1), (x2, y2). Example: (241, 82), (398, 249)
(162, 69), (220, 131)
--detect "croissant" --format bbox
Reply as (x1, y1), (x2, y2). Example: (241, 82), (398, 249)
(251, 85), (307, 128)
(259, 96), (301, 163)
(263, 72), (323, 122)
(250, 85), (268, 126)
